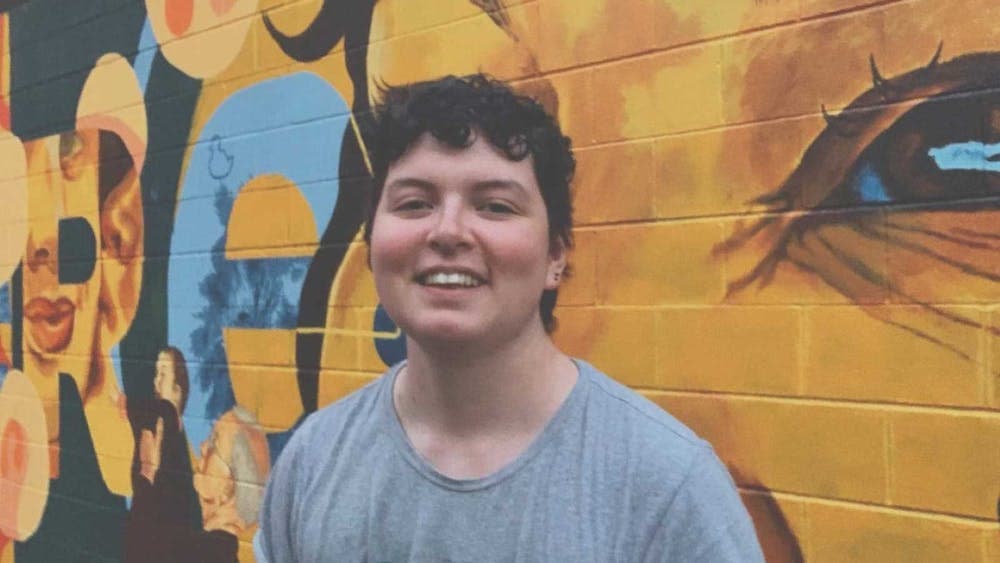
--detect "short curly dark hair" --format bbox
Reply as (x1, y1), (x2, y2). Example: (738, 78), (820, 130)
(364, 73), (576, 332)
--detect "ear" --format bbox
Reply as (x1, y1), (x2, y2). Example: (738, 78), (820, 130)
(97, 139), (144, 347)
(545, 237), (567, 291)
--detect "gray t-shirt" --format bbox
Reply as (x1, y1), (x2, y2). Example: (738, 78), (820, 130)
(254, 360), (764, 562)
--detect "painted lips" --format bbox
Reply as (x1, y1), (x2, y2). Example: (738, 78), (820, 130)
(24, 297), (76, 353)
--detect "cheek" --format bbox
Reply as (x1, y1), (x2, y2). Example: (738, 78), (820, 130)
(369, 222), (420, 275)
(488, 228), (553, 275)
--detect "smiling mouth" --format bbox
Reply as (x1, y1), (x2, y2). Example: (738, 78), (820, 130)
(416, 271), (486, 288)
(24, 297), (76, 353)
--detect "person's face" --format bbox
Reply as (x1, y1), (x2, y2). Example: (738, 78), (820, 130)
(22, 131), (102, 375)
(369, 133), (565, 349)
(153, 352), (177, 404)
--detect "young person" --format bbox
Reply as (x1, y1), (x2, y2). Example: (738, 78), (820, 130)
(255, 74), (764, 561)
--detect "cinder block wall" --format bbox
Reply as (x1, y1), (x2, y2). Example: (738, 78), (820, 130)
(0, 1), (996, 561)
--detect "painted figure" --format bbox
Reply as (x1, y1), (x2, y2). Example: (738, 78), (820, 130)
(120, 346), (200, 563)
(191, 406), (270, 560)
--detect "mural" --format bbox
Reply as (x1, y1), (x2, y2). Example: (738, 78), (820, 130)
(715, 46), (1000, 360)
(0, 0), (996, 561)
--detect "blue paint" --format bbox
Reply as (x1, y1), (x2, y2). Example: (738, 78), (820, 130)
(168, 72), (349, 451)
(0, 281), (8, 382)
(133, 18), (157, 94)
(852, 161), (892, 203)
(110, 343), (125, 391)
(928, 141), (1000, 172)
(0, 282), (10, 323)
(373, 305), (407, 366)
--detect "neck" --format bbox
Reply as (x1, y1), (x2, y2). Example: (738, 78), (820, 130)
(394, 323), (577, 440)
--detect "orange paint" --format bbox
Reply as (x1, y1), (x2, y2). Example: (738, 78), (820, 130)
(211, 0), (237, 16)
(0, 419), (27, 483)
(165, 0), (194, 36)
(0, 419), (25, 545)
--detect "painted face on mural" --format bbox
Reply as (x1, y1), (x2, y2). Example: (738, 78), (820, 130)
(21, 129), (143, 438)
(22, 131), (104, 379)
(370, 132), (565, 350)
(194, 417), (238, 533)
(193, 409), (269, 535)
(153, 351), (180, 410)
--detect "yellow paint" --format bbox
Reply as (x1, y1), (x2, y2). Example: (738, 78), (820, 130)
(247, 366), (301, 431)
(553, 307), (658, 388)
(556, 230), (597, 307)
(573, 142), (656, 224)
(226, 174), (319, 258)
(651, 393), (888, 503)
(318, 370), (378, 409)
(145, 0), (260, 79)
(369, 0), (484, 43)
(0, 137), (26, 282)
(367, 0), (537, 100)
(321, 306), (362, 372)
(803, 305), (983, 406)
(655, 306), (800, 394)
(889, 412), (1000, 520)
(593, 221), (726, 306)
(261, 0), (324, 38)
(807, 501), (992, 563)
(598, 44), (724, 142)
(76, 54), (148, 174)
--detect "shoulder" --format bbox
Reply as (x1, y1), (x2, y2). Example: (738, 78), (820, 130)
(577, 359), (707, 465)
(298, 371), (387, 436)
(574, 361), (763, 560)
(272, 366), (394, 480)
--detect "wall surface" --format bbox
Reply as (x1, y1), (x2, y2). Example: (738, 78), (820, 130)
(0, 0), (997, 561)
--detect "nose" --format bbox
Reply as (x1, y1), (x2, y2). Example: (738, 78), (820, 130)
(427, 201), (472, 254)
(26, 234), (57, 276)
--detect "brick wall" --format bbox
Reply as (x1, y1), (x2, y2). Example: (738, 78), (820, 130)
(0, 0), (996, 561)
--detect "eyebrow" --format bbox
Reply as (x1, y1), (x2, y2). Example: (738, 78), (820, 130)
(384, 177), (436, 193)
(384, 177), (530, 197)
(470, 179), (530, 198)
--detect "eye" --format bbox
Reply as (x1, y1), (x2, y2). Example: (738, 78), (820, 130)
(394, 199), (432, 213)
(479, 201), (517, 215)
(59, 131), (88, 181)
(715, 45), (1000, 360)
(59, 131), (84, 161)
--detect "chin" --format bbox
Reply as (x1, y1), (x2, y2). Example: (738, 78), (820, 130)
(402, 315), (492, 347)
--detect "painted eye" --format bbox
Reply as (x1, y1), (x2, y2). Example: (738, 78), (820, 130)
(716, 45), (1000, 360)
(58, 131), (88, 181)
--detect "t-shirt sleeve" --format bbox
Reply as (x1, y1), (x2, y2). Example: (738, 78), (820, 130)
(641, 446), (765, 562)
(254, 420), (310, 563)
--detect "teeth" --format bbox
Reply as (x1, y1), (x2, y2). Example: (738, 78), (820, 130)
(422, 272), (482, 287)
